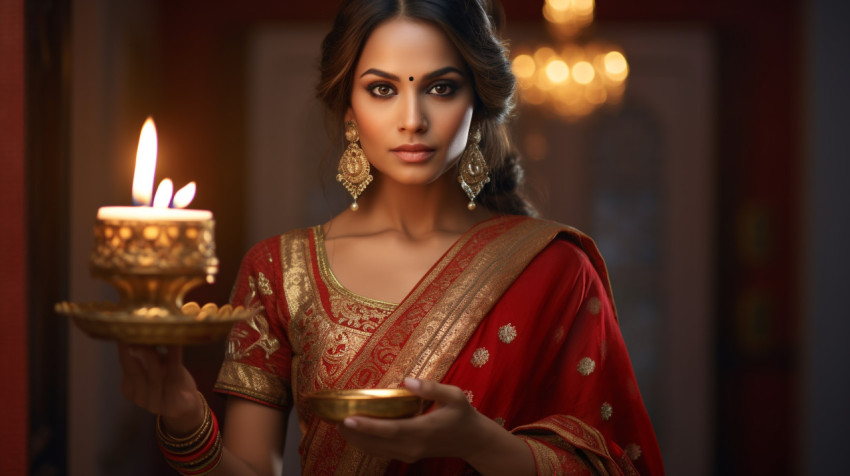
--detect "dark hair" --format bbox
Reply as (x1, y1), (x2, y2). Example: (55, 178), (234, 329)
(317, 0), (536, 216)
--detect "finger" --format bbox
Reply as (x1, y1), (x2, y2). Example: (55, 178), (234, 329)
(118, 345), (155, 408)
(161, 346), (200, 414)
(117, 343), (147, 402)
(341, 415), (414, 439)
(160, 345), (184, 390)
(404, 378), (466, 407)
(143, 347), (167, 414)
(338, 420), (421, 462)
(125, 345), (163, 411)
(163, 345), (183, 369)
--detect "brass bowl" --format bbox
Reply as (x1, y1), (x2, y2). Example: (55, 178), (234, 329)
(307, 388), (423, 423)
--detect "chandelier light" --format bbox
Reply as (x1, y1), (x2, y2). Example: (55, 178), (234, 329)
(512, 0), (629, 119)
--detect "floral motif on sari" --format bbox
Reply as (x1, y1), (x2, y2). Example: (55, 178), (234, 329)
(214, 216), (664, 475)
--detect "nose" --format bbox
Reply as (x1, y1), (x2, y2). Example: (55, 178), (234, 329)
(399, 93), (428, 133)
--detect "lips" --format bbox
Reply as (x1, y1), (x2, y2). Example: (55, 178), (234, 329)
(391, 144), (435, 163)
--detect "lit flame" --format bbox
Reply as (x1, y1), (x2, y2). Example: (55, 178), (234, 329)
(172, 182), (197, 209)
(132, 117), (157, 205)
(129, 117), (196, 208)
(152, 178), (173, 208)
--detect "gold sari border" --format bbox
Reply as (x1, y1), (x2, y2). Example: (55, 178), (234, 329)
(513, 415), (637, 475)
(346, 216), (568, 474)
(213, 361), (290, 409)
(518, 436), (565, 475)
(383, 216), (566, 385)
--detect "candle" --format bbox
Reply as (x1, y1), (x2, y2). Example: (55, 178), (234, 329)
(96, 206), (211, 221)
(97, 117), (212, 222)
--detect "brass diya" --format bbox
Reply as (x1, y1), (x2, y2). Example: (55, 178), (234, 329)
(56, 217), (252, 345)
(89, 217), (219, 311)
(307, 388), (424, 423)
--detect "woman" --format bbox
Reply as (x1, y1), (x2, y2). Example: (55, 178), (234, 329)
(118, 0), (664, 474)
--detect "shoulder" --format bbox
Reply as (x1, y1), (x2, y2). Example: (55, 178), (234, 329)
(239, 226), (316, 271)
(511, 216), (601, 266)
(525, 235), (598, 290)
(516, 216), (612, 291)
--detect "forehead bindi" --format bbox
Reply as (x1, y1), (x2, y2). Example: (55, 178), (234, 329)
(356, 19), (466, 80)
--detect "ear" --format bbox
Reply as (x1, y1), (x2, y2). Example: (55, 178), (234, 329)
(344, 107), (355, 123)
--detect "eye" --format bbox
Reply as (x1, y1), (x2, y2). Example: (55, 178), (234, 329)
(428, 82), (457, 97)
(368, 83), (396, 98)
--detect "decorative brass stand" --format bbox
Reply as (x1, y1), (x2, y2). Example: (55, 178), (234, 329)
(56, 218), (252, 345)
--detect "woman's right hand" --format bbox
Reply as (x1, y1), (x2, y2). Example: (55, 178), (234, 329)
(117, 344), (205, 435)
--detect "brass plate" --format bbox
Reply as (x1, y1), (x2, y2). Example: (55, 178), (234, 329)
(307, 388), (423, 423)
(55, 301), (252, 345)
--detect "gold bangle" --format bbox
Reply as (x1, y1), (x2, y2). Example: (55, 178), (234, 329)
(156, 392), (212, 451)
(159, 413), (211, 454)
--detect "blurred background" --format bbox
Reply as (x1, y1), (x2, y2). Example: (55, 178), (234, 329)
(2, 0), (848, 474)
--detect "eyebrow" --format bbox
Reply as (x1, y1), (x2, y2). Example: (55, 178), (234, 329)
(359, 66), (465, 81)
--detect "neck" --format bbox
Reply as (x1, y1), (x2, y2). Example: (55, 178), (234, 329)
(342, 171), (491, 240)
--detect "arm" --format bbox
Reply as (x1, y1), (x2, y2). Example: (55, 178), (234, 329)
(118, 345), (287, 476)
(215, 398), (287, 476)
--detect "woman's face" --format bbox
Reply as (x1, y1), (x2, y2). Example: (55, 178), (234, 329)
(348, 18), (475, 187)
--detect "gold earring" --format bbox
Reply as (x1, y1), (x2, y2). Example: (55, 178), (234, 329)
(457, 126), (489, 210)
(336, 121), (373, 211)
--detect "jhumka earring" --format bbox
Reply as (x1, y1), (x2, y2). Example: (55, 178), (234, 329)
(336, 121), (373, 211)
(457, 126), (490, 210)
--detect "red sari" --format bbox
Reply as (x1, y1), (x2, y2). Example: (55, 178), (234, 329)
(215, 215), (664, 475)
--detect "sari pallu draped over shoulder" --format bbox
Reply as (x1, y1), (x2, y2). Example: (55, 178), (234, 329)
(215, 215), (664, 475)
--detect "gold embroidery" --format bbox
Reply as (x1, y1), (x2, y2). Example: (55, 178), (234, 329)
(601, 402), (613, 421)
(514, 415), (614, 462)
(246, 275), (257, 308)
(586, 296), (602, 315)
(214, 361), (290, 408)
(283, 227), (403, 443)
(308, 218), (593, 474)
(494, 417), (506, 427)
(625, 443), (642, 461)
(306, 227), (397, 392)
(258, 271), (273, 295)
(227, 314), (281, 360)
(471, 347), (490, 367)
(374, 218), (564, 387)
(464, 390), (474, 404)
(498, 323), (517, 343)
(250, 315), (281, 358)
(577, 357), (596, 376)
(329, 294), (392, 332)
(517, 436), (561, 474)
(278, 230), (320, 424)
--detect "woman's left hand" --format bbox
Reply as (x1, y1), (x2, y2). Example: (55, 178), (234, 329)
(336, 378), (535, 475)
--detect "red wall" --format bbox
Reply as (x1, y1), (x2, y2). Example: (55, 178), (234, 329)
(0, 0), (29, 473)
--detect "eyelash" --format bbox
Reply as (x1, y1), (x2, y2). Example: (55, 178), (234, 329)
(429, 82), (458, 97)
(366, 81), (459, 98)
